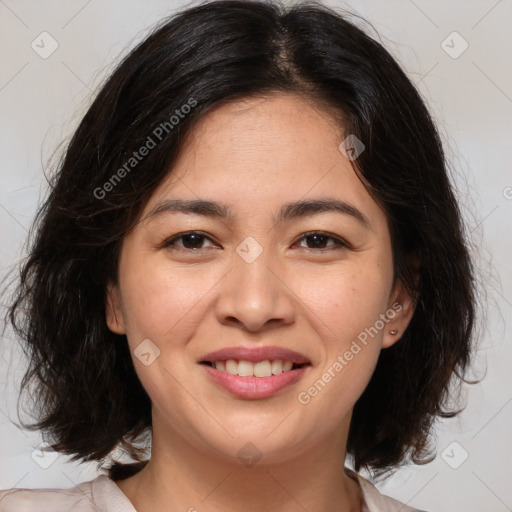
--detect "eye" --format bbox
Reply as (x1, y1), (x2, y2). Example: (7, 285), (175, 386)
(293, 231), (350, 251)
(162, 231), (218, 250)
(161, 230), (350, 252)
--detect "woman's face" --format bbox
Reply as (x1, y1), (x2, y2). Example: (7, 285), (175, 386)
(107, 92), (413, 464)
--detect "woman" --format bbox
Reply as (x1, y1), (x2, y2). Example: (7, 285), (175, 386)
(0, 0), (476, 510)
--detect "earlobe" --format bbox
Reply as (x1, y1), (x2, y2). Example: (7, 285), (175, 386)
(382, 281), (416, 349)
(105, 282), (126, 334)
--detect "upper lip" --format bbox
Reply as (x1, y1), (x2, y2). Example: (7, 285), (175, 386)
(199, 346), (310, 365)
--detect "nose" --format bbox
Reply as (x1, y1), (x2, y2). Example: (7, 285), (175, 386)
(214, 243), (296, 333)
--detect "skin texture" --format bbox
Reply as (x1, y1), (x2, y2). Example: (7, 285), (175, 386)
(106, 92), (415, 512)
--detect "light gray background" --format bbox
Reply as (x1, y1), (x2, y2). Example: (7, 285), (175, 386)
(1, 1), (511, 511)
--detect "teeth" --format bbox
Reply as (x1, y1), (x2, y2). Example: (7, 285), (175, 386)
(225, 359), (238, 375)
(271, 360), (282, 375)
(213, 359), (299, 377)
(238, 360), (253, 377)
(254, 360), (271, 377)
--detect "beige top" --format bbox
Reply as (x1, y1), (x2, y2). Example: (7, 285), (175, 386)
(0, 471), (427, 511)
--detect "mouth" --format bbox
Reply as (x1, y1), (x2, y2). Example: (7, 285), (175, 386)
(198, 346), (311, 399)
(200, 359), (309, 377)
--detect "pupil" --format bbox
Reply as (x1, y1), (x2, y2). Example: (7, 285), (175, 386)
(183, 234), (203, 248)
(308, 234), (326, 248)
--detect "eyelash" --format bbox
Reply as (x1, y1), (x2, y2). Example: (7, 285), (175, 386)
(161, 230), (351, 252)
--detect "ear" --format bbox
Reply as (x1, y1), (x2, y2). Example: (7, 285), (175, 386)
(381, 279), (416, 349)
(105, 281), (126, 335)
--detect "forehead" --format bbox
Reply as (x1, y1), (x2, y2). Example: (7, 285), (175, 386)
(140, 93), (385, 230)
(182, 93), (344, 169)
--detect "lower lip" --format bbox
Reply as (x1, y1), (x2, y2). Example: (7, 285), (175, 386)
(201, 364), (309, 399)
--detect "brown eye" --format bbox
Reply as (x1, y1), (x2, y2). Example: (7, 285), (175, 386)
(295, 232), (349, 250)
(163, 231), (216, 250)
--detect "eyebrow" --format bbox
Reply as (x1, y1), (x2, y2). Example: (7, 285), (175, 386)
(146, 198), (370, 228)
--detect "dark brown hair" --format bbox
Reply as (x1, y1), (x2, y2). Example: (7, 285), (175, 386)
(3, 0), (477, 480)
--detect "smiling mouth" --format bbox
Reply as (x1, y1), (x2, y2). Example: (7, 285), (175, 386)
(200, 359), (310, 378)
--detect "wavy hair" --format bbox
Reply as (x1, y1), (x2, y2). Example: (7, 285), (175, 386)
(3, 0), (477, 480)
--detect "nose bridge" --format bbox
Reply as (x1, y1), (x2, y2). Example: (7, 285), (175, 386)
(215, 235), (294, 331)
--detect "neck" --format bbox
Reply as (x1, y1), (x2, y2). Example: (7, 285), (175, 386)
(116, 415), (362, 512)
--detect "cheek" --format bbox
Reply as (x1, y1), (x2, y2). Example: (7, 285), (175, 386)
(294, 261), (391, 401)
(293, 269), (388, 426)
(117, 250), (222, 346)
(298, 261), (393, 345)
